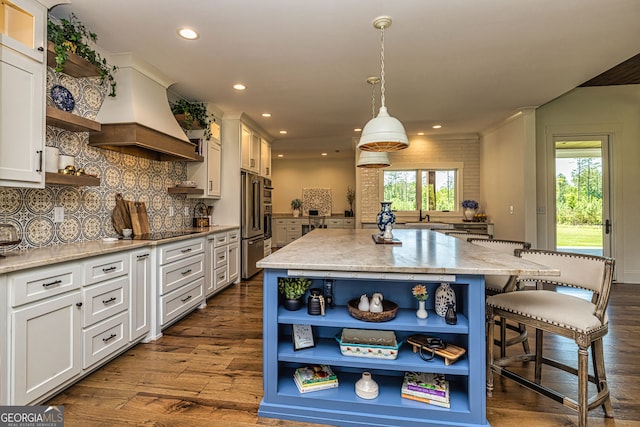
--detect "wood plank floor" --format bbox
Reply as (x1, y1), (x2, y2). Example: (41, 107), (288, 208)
(47, 274), (640, 427)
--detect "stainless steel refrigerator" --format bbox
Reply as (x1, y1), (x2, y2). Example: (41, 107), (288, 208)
(241, 172), (264, 279)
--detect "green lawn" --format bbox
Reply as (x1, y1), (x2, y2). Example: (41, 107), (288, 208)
(556, 224), (602, 247)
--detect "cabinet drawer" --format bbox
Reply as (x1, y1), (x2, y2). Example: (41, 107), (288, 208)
(84, 253), (129, 286)
(159, 254), (204, 295)
(83, 275), (129, 327)
(213, 232), (227, 247)
(10, 263), (82, 307)
(286, 219), (301, 225)
(214, 266), (228, 289)
(285, 225), (300, 232)
(227, 229), (239, 243)
(275, 219), (287, 225)
(214, 246), (228, 269)
(160, 277), (204, 326)
(327, 219), (342, 227)
(159, 237), (205, 265)
(343, 219), (355, 227)
(82, 311), (129, 369)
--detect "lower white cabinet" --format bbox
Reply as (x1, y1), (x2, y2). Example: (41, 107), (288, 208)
(11, 291), (83, 404)
(130, 249), (151, 341)
(82, 311), (129, 369)
(205, 228), (240, 298)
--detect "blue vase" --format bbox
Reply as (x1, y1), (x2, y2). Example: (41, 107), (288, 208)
(376, 202), (396, 233)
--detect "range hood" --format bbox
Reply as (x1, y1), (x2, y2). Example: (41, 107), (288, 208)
(89, 53), (199, 162)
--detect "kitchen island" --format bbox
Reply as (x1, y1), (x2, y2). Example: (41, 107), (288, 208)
(256, 228), (556, 427)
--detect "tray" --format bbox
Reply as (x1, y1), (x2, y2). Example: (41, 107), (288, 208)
(406, 334), (466, 366)
(336, 328), (401, 360)
(347, 298), (398, 322)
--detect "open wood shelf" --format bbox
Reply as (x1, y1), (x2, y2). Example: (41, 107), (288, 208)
(46, 107), (101, 132)
(167, 187), (204, 195)
(173, 114), (204, 130)
(45, 172), (100, 187)
(46, 41), (100, 78)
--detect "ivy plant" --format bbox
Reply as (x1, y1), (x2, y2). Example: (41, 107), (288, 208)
(47, 13), (118, 97)
(170, 99), (212, 140)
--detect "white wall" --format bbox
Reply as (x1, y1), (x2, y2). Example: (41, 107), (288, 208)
(481, 109), (537, 242)
(535, 84), (640, 284)
(271, 157), (356, 215)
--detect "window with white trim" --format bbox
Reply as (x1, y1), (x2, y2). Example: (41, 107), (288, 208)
(383, 167), (460, 213)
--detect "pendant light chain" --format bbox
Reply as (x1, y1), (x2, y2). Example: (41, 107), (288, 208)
(371, 80), (377, 118)
(379, 24), (386, 108)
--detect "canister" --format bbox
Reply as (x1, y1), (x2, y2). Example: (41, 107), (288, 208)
(45, 147), (60, 172)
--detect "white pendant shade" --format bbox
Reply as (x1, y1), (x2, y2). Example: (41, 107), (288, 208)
(357, 150), (391, 168)
(357, 106), (409, 152)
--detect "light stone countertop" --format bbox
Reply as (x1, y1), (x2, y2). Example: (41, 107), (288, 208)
(257, 228), (558, 277)
(0, 225), (238, 275)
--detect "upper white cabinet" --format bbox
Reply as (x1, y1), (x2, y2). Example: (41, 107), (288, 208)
(187, 121), (222, 199)
(0, 0), (47, 188)
(240, 124), (261, 174)
(260, 138), (271, 178)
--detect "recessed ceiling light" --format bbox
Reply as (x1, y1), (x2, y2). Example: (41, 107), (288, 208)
(354, 128), (362, 132)
(262, 113), (271, 117)
(177, 28), (199, 40)
(279, 130), (287, 134)
(233, 84), (246, 90)
(417, 132), (425, 136)
(277, 154), (284, 158)
(432, 124), (442, 129)
(321, 153), (328, 156)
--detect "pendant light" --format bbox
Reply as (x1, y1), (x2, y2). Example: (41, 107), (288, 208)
(358, 77), (391, 168)
(357, 16), (409, 152)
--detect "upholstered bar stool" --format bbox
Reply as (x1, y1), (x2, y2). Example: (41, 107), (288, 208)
(467, 238), (531, 357)
(445, 231), (492, 239)
(486, 249), (615, 427)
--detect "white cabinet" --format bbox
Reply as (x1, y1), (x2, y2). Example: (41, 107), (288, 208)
(187, 121), (221, 199)
(155, 237), (206, 334)
(274, 218), (305, 247)
(260, 138), (271, 178)
(129, 249), (151, 342)
(0, 0), (47, 188)
(205, 228), (239, 298)
(240, 124), (261, 174)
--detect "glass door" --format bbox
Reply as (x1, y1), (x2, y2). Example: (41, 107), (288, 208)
(554, 135), (611, 257)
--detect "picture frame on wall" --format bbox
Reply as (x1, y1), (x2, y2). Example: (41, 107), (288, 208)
(292, 324), (315, 351)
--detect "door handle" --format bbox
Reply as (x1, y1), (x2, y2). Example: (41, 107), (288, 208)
(605, 219), (611, 234)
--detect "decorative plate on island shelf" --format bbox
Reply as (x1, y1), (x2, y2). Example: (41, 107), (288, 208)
(347, 298), (398, 322)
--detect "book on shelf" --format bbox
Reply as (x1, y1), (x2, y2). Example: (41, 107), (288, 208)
(293, 374), (339, 393)
(294, 365), (337, 385)
(401, 392), (451, 409)
(402, 372), (449, 399)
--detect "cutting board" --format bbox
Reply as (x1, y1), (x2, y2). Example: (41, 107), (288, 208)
(128, 201), (150, 236)
(112, 194), (132, 235)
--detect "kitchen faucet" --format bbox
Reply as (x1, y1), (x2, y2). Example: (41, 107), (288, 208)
(419, 209), (430, 222)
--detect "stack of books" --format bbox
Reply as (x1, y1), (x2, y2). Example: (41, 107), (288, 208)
(401, 372), (450, 408)
(293, 365), (339, 393)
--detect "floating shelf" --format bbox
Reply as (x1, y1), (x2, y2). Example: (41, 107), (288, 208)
(167, 187), (204, 195)
(46, 107), (101, 132)
(173, 114), (204, 130)
(46, 41), (100, 78)
(45, 172), (100, 187)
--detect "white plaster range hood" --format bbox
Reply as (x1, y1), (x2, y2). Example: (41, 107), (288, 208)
(89, 53), (199, 161)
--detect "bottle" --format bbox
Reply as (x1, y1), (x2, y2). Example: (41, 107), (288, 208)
(445, 303), (457, 325)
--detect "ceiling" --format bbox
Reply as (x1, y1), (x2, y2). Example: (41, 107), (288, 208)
(49, 1), (640, 160)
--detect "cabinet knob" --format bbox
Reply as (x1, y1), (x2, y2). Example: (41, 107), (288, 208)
(37, 46), (44, 52)
(75, 302), (83, 308)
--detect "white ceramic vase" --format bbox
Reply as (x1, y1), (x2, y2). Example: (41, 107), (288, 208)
(435, 283), (456, 317)
(416, 300), (428, 319)
(355, 372), (379, 399)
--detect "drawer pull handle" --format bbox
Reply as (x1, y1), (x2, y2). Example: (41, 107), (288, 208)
(102, 266), (117, 273)
(181, 248), (192, 253)
(76, 302), (83, 308)
(102, 297), (117, 305)
(102, 333), (117, 343)
(181, 295), (192, 303)
(218, 255), (225, 260)
(137, 254), (149, 259)
(181, 269), (192, 275)
(42, 279), (62, 287)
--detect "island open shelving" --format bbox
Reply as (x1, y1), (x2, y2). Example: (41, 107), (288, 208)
(256, 229), (558, 427)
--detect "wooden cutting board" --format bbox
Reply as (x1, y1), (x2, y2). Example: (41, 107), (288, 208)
(112, 194), (132, 235)
(128, 201), (150, 236)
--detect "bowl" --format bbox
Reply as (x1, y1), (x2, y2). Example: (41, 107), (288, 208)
(0, 224), (20, 246)
(347, 298), (398, 322)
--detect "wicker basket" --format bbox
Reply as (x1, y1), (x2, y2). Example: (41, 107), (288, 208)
(347, 298), (398, 322)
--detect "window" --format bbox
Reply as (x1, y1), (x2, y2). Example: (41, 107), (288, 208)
(383, 168), (459, 213)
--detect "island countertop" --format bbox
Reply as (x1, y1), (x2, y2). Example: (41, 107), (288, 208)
(257, 228), (557, 277)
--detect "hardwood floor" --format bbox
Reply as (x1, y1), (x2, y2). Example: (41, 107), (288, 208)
(47, 275), (640, 427)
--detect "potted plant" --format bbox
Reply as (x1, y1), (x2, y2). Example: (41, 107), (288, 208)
(47, 13), (118, 97)
(346, 186), (355, 217)
(291, 198), (302, 217)
(170, 99), (213, 140)
(278, 277), (312, 311)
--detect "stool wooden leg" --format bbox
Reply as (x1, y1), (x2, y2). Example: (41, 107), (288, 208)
(534, 328), (543, 383)
(592, 338), (614, 417)
(499, 317), (507, 357)
(578, 345), (589, 427)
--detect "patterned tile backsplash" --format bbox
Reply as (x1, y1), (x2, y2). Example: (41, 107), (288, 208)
(0, 69), (201, 252)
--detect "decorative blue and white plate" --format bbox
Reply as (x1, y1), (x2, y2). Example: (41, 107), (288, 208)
(50, 85), (75, 112)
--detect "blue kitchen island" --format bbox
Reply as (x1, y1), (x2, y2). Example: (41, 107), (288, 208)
(256, 228), (556, 427)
